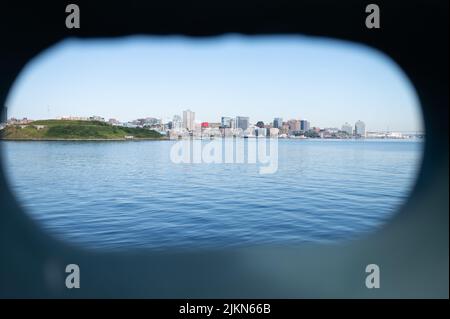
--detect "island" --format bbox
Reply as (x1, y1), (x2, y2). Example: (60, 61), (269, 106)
(0, 119), (165, 140)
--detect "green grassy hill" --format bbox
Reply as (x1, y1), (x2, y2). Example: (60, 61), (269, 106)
(0, 120), (164, 140)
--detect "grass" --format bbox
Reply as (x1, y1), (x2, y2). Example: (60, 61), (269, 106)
(0, 120), (164, 140)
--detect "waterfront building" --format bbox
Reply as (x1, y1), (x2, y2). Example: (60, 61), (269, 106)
(279, 123), (290, 135)
(300, 119), (310, 132)
(325, 127), (339, 134)
(269, 127), (280, 137)
(273, 117), (283, 129)
(341, 122), (353, 135)
(221, 116), (235, 129)
(194, 122), (202, 134)
(287, 119), (300, 134)
(183, 109), (195, 131)
(209, 122), (221, 129)
(236, 116), (249, 131)
(172, 115), (182, 131)
(355, 120), (366, 137)
(245, 126), (255, 137)
(255, 127), (267, 137)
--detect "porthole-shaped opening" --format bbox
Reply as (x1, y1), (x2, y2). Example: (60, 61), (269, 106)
(0, 35), (425, 251)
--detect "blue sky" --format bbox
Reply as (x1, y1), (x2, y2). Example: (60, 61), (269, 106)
(6, 35), (423, 132)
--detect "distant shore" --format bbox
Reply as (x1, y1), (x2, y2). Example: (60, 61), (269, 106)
(0, 119), (165, 141)
(0, 119), (424, 142)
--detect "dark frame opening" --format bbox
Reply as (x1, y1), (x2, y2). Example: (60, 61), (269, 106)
(0, 0), (448, 298)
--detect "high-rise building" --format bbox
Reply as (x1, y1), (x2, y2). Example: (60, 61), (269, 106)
(172, 114), (182, 131)
(273, 117), (283, 129)
(341, 122), (353, 135)
(183, 109), (195, 131)
(235, 116), (249, 131)
(300, 119), (310, 131)
(280, 123), (290, 135)
(355, 120), (366, 137)
(221, 116), (234, 128)
(287, 119), (300, 133)
(230, 118), (235, 129)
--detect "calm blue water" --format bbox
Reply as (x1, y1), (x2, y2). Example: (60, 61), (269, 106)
(1, 139), (423, 250)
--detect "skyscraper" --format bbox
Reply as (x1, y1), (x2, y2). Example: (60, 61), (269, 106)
(183, 109), (195, 131)
(235, 116), (249, 131)
(172, 114), (182, 131)
(273, 117), (283, 129)
(341, 122), (353, 135)
(300, 119), (310, 131)
(230, 118), (235, 129)
(355, 120), (366, 137)
(221, 116), (234, 128)
(287, 119), (300, 133)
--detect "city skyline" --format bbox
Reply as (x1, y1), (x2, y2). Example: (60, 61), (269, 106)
(5, 35), (423, 132)
(4, 108), (422, 135)
(2, 108), (350, 128)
